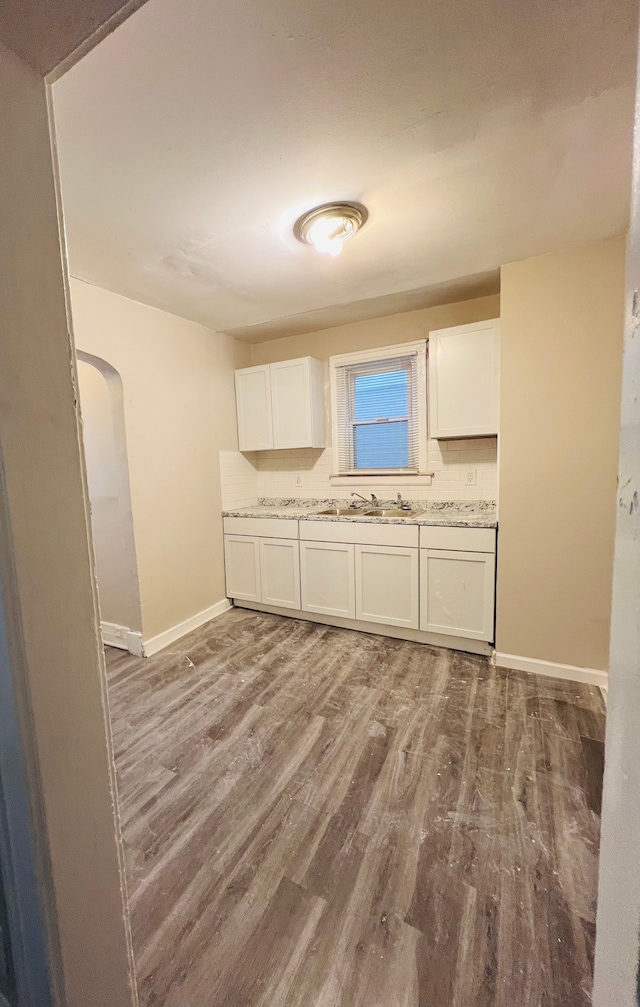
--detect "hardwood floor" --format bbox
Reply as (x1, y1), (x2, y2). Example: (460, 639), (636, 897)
(105, 608), (605, 1007)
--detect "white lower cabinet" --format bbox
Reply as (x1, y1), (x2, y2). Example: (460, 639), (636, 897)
(225, 519), (497, 652)
(420, 548), (495, 641)
(259, 537), (300, 610)
(355, 544), (419, 630)
(224, 535), (261, 602)
(224, 534), (301, 608)
(300, 541), (355, 618)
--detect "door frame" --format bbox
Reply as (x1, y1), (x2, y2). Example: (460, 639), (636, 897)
(0, 470), (55, 1007)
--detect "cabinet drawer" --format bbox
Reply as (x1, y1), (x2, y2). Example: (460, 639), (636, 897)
(419, 525), (495, 553)
(300, 519), (418, 548)
(223, 517), (299, 539)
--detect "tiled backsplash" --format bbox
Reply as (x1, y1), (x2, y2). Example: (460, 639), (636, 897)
(220, 438), (497, 510)
(219, 450), (259, 509)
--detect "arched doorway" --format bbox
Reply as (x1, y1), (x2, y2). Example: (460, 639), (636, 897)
(76, 352), (142, 653)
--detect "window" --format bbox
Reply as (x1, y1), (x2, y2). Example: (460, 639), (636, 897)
(330, 341), (427, 476)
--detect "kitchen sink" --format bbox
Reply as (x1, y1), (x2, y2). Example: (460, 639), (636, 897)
(364, 508), (424, 518)
(316, 506), (424, 518)
(316, 507), (365, 516)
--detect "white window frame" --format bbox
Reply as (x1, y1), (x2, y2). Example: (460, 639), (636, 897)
(329, 340), (430, 486)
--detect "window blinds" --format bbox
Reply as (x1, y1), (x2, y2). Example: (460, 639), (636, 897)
(334, 352), (420, 473)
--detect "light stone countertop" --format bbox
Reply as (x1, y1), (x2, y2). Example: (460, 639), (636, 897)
(222, 498), (498, 529)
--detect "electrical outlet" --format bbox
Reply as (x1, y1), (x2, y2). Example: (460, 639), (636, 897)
(466, 468), (477, 485)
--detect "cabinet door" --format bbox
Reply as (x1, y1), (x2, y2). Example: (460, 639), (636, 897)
(355, 544), (419, 629)
(300, 541), (355, 618)
(224, 535), (261, 601)
(429, 319), (499, 438)
(270, 358), (312, 449)
(260, 538), (300, 610)
(420, 549), (495, 641)
(270, 357), (326, 449)
(235, 365), (273, 451)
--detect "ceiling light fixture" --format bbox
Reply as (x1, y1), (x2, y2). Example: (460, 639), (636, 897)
(294, 202), (368, 257)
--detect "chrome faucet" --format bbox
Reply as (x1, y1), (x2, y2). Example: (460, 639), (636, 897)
(350, 492), (368, 508)
(351, 492), (378, 508)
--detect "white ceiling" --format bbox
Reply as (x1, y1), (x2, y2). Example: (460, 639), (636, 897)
(53, 0), (637, 342)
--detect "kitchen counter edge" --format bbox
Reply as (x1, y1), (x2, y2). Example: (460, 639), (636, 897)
(222, 508), (498, 529)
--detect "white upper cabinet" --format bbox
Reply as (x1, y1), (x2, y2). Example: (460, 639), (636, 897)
(235, 365), (273, 451)
(428, 319), (500, 439)
(235, 357), (326, 451)
(270, 358), (325, 449)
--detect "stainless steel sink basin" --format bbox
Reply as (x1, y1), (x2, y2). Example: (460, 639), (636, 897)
(364, 508), (424, 518)
(316, 506), (424, 518)
(316, 507), (365, 516)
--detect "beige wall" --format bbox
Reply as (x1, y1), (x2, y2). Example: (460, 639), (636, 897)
(497, 236), (625, 670)
(70, 278), (251, 641)
(0, 42), (135, 1006)
(250, 294), (500, 366)
(77, 359), (142, 632)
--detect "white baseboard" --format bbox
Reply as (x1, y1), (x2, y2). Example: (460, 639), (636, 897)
(494, 651), (608, 688)
(101, 621), (128, 649)
(126, 632), (144, 657)
(101, 621), (143, 657)
(142, 599), (232, 658)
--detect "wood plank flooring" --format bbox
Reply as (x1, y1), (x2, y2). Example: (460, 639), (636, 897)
(105, 608), (606, 1007)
